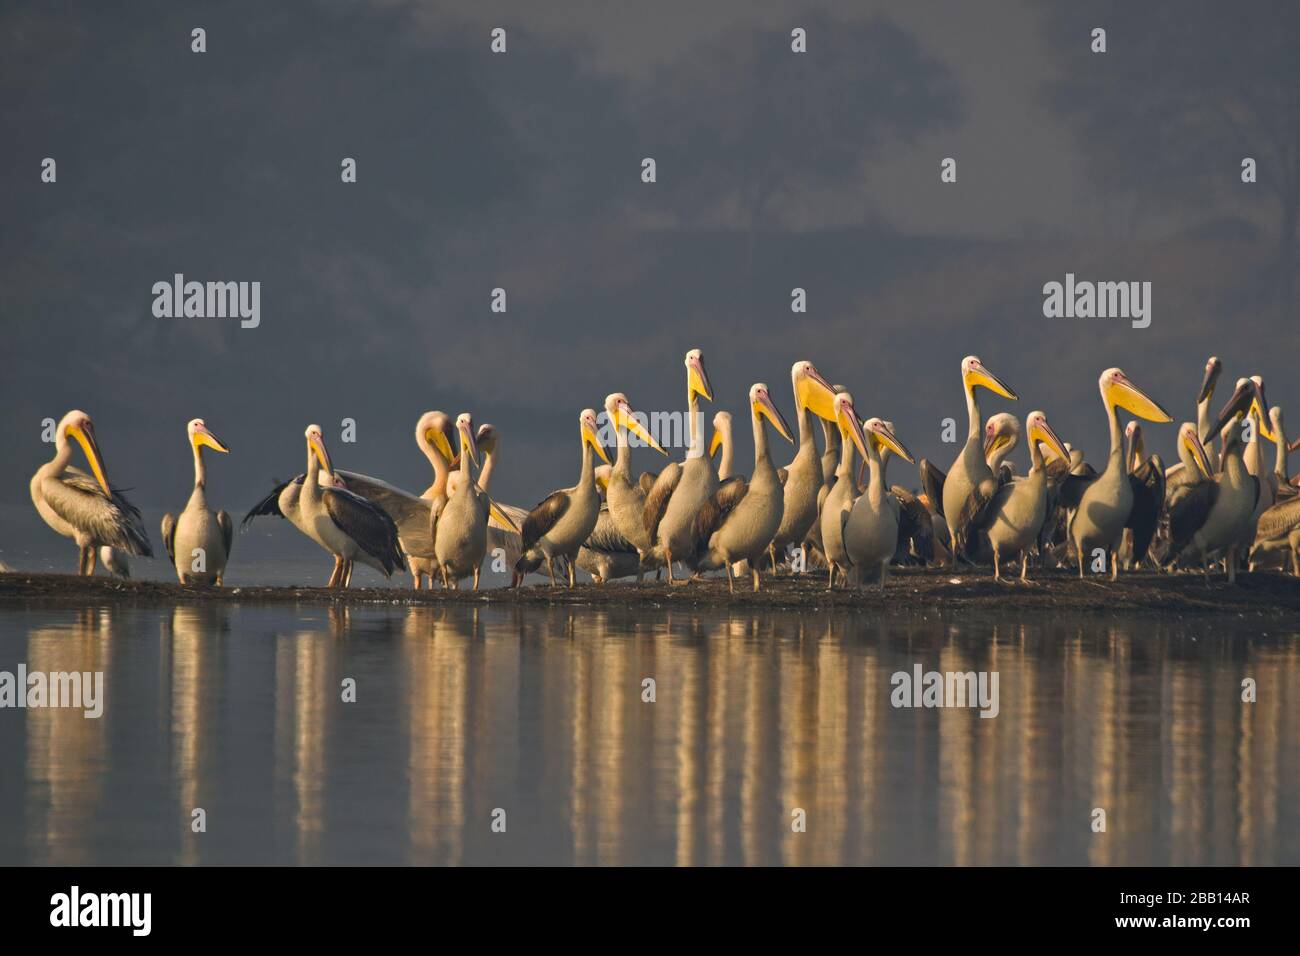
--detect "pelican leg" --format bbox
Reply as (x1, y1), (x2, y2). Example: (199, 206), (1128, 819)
(1020, 553), (1029, 583)
(1291, 540), (1299, 576)
(567, 561), (576, 589)
(879, 561), (887, 591)
(826, 564), (835, 590)
(724, 561), (735, 594)
(993, 549), (1001, 582)
(768, 544), (779, 575)
(1077, 549), (1085, 579)
(1227, 547), (1238, 585)
(344, 560), (355, 588)
(472, 567), (480, 591)
(664, 552), (675, 584)
(327, 556), (342, 588)
(1110, 550), (1118, 582)
(751, 566), (761, 592)
(546, 558), (556, 587)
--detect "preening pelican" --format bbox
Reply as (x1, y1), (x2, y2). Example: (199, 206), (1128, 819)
(644, 349), (715, 582)
(1158, 423), (1216, 569)
(710, 411), (735, 480)
(435, 414), (504, 589)
(844, 418), (914, 589)
(769, 361), (838, 569)
(943, 356), (1019, 564)
(31, 410), (152, 574)
(984, 412), (1022, 478)
(1121, 421), (1165, 568)
(981, 411), (1069, 581)
(602, 392), (668, 579)
(445, 422), (531, 576)
(161, 418), (233, 585)
(1196, 356), (1223, 450)
(296, 424), (405, 587)
(818, 392), (871, 588)
(514, 409), (608, 587)
(690, 383), (794, 591)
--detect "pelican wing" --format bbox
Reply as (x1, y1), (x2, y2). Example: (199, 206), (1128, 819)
(40, 468), (152, 556)
(1125, 455), (1165, 563)
(334, 469), (433, 556)
(216, 510), (234, 559)
(691, 476), (748, 553)
(951, 475), (1000, 560)
(642, 462), (682, 540)
(892, 486), (934, 564)
(918, 459), (946, 517)
(1255, 496), (1300, 541)
(1167, 480), (1218, 561)
(161, 513), (177, 565)
(584, 507), (637, 554)
(241, 475), (302, 529)
(637, 472), (658, 498)
(1057, 472), (1097, 513)
(322, 487), (405, 575)
(522, 491), (571, 550)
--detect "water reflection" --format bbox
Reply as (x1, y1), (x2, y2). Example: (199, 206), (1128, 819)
(1, 602), (1296, 865)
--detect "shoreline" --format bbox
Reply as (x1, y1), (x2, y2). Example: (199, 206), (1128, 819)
(2, 570), (1298, 618)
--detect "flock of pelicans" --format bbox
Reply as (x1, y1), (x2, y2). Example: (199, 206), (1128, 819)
(26, 352), (1300, 593)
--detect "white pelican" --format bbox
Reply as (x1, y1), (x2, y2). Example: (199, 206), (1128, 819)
(602, 392), (668, 578)
(1250, 494), (1300, 574)
(514, 409), (608, 587)
(983, 412), (1022, 478)
(818, 392), (871, 588)
(1062, 369), (1172, 579)
(843, 418), (914, 589)
(942, 356), (1019, 565)
(979, 411), (1069, 582)
(99, 547), (131, 578)
(161, 418), (233, 585)
(644, 349), (715, 582)
(31, 410), (152, 574)
(434, 413), (503, 589)
(689, 383), (794, 591)
(769, 361), (838, 570)
(1160, 423), (1218, 569)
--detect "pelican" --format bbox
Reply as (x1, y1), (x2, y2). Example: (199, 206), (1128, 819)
(292, 425), (405, 587)
(449, 422), (531, 576)
(710, 411), (735, 480)
(1250, 495), (1300, 574)
(434, 414), (507, 589)
(942, 356), (1019, 564)
(818, 392), (871, 588)
(1196, 356), (1223, 450)
(577, 508), (641, 583)
(1159, 423), (1217, 569)
(689, 384), (794, 591)
(768, 361), (838, 571)
(644, 349), (715, 582)
(602, 392), (668, 578)
(161, 419), (233, 585)
(1121, 421), (1165, 569)
(31, 410), (152, 574)
(980, 411), (1069, 581)
(843, 418), (914, 589)
(99, 547), (130, 578)
(983, 412), (1022, 478)
(241, 450), (351, 580)
(514, 409), (608, 587)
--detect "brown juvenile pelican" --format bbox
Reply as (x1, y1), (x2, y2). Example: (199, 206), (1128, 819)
(514, 409), (608, 587)
(293, 424), (405, 587)
(844, 418), (914, 589)
(161, 419), (233, 585)
(31, 410), (152, 574)
(644, 349), (715, 582)
(601, 392), (668, 579)
(1060, 369), (1171, 579)
(981, 412), (1069, 582)
(941, 356), (1019, 564)
(690, 384), (794, 592)
(768, 361), (838, 571)
(819, 392), (871, 588)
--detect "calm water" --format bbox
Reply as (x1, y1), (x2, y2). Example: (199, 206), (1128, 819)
(0, 603), (1295, 866)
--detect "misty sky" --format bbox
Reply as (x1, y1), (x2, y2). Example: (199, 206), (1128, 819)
(2, 0), (1296, 579)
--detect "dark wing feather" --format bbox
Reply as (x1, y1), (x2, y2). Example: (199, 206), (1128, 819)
(216, 511), (234, 559)
(522, 491), (571, 550)
(637, 471), (658, 498)
(584, 507), (637, 554)
(1249, 474), (1260, 511)
(918, 459), (946, 517)
(323, 487), (405, 575)
(891, 486), (933, 564)
(1167, 480), (1217, 562)
(1044, 457), (1071, 484)
(334, 469), (433, 556)
(952, 476), (999, 560)
(241, 475), (302, 529)
(41, 469), (153, 556)
(1125, 455), (1165, 562)
(691, 476), (748, 556)
(1057, 472), (1097, 513)
(161, 513), (177, 565)
(642, 462), (681, 540)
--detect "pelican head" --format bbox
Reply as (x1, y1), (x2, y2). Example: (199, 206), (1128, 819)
(1249, 376), (1278, 441)
(604, 392), (667, 455)
(791, 360), (838, 422)
(580, 408), (610, 464)
(864, 417), (913, 463)
(58, 409), (111, 496)
(415, 411), (455, 463)
(304, 424), (333, 475)
(188, 418), (230, 455)
(594, 463), (612, 492)
(750, 383), (793, 444)
(832, 392), (870, 460)
(1026, 411), (1069, 464)
(1100, 368), (1171, 423)
(1197, 356), (1222, 404)
(1205, 377), (1270, 443)
(1125, 420), (1145, 469)
(685, 349), (712, 402)
(455, 413), (479, 467)
(709, 410), (731, 458)
(983, 412), (1021, 458)
(961, 355), (1018, 400)
(1177, 422), (1214, 478)
(1268, 406), (1284, 445)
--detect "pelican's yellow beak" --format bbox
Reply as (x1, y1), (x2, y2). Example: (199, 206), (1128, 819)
(488, 498), (520, 533)
(1182, 428), (1213, 479)
(688, 354), (713, 402)
(870, 420), (914, 464)
(619, 405), (667, 455)
(1252, 399), (1278, 442)
(795, 364), (838, 422)
(754, 392), (794, 444)
(1028, 417), (1068, 465)
(193, 425), (230, 454)
(709, 428), (723, 458)
(983, 432), (1011, 457)
(426, 427), (455, 463)
(583, 419), (610, 465)
(837, 401), (869, 461)
(309, 435), (334, 475)
(595, 472), (609, 492)
(459, 421), (479, 467)
(964, 364), (1018, 401)
(1106, 376), (1172, 423)
(68, 423), (111, 496)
